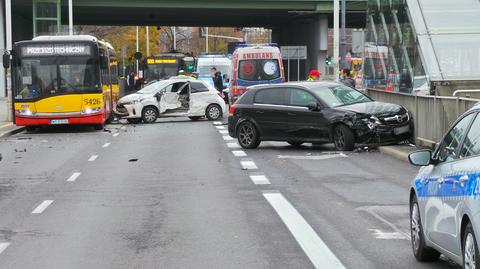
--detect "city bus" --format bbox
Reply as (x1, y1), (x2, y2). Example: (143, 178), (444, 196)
(141, 52), (195, 84)
(6, 35), (118, 131)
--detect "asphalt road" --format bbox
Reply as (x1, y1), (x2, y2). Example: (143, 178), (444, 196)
(0, 118), (461, 269)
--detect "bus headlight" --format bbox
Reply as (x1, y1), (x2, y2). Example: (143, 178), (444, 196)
(15, 109), (35, 116)
(82, 107), (102, 114)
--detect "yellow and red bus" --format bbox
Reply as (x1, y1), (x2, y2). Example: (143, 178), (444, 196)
(9, 35), (118, 130)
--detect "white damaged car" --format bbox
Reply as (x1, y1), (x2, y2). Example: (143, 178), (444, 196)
(115, 78), (227, 124)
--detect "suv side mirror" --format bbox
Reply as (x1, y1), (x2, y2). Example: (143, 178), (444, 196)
(408, 150), (432, 166)
(3, 53), (10, 69)
(307, 102), (320, 111)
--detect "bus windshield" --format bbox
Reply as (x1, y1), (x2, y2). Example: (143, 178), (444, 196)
(14, 57), (99, 101)
(144, 64), (179, 81)
(238, 59), (280, 81)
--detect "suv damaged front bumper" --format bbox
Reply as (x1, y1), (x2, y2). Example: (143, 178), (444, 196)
(353, 121), (413, 147)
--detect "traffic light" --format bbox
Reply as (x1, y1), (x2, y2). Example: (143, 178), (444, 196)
(326, 56), (332, 65)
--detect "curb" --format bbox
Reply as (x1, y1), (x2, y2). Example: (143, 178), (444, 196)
(0, 126), (26, 139)
(378, 146), (411, 162)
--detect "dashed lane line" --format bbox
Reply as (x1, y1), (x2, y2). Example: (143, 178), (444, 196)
(113, 133), (119, 137)
(216, 126), (226, 130)
(66, 172), (81, 182)
(32, 200), (54, 214)
(88, 155), (98, 162)
(0, 242), (11, 255)
(263, 192), (346, 269)
(219, 130), (229, 134)
(241, 160), (258, 170)
(226, 142), (241, 149)
(249, 175), (271, 185)
(223, 136), (234, 141)
(213, 121), (223, 125)
(232, 150), (247, 157)
(102, 142), (111, 148)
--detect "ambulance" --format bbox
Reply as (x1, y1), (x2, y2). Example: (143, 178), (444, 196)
(229, 44), (285, 103)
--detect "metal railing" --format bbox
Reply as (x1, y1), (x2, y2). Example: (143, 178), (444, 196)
(366, 88), (479, 147)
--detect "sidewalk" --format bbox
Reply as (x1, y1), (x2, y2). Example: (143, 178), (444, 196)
(0, 97), (24, 138)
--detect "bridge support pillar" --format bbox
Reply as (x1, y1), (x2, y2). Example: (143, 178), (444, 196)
(272, 15), (329, 81)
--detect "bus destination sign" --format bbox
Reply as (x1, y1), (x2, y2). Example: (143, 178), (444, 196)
(21, 44), (92, 57)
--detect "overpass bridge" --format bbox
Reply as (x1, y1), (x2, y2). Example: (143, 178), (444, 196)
(6, 0), (367, 85)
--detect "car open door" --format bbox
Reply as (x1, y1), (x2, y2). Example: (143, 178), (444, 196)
(159, 81), (189, 113)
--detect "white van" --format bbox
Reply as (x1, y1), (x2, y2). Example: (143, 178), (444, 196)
(196, 54), (231, 88)
(229, 44), (285, 103)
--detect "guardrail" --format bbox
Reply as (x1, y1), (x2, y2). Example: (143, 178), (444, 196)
(365, 88), (479, 148)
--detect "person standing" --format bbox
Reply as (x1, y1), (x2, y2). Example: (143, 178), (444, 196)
(126, 71), (135, 92)
(210, 67), (224, 94)
(342, 69), (356, 88)
(307, 70), (321, 81)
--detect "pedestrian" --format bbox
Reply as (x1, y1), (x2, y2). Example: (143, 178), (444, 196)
(307, 70), (321, 81)
(342, 69), (356, 88)
(126, 71), (135, 92)
(210, 67), (224, 94)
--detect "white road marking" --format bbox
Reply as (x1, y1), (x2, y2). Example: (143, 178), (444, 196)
(250, 175), (271, 185)
(32, 200), (54, 214)
(102, 142), (111, 148)
(216, 126), (226, 130)
(113, 133), (119, 137)
(263, 192), (345, 269)
(213, 121), (223, 125)
(356, 206), (411, 240)
(88, 155), (98, 162)
(0, 242), (11, 255)
(120, 126), (126, 130)
(219, 130), (229, 134)
(232, 150), (247, 157)
(66, 172), (81, 182)
(368, 229), (407, 240)
(226, 142), (240, 149)
(223, 135), (234, 141)
(241, 160), (258, 170)
(277, 153), (347, 160)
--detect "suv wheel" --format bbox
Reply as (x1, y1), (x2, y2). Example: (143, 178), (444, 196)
(237, 121), (260, 149)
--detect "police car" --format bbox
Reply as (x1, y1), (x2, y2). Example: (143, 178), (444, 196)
(409, 103), (480, 268)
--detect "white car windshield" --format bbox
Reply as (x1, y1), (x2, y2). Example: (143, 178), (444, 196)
(137, 81), (170, 94)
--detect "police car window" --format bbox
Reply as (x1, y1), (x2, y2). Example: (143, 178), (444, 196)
(460, 113), (480, 158)
(254, 88), (286, 105)
(190, 81), (209, 93)
(288, 89), (316, 107)
(436, 113), (475, 163)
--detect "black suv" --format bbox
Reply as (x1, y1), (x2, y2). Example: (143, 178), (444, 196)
(228, 81), (413, 150)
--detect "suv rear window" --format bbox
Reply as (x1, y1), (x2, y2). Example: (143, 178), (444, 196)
(238, 59), (280, 81)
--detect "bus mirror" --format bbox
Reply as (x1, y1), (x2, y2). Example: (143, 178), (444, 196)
(2, 53), (10, 69)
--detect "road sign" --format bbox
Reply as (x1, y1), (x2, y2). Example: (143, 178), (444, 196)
(280, 46), (307, 60)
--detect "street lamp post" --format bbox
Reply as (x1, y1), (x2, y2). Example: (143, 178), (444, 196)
(68, 0), (73, 35)
(333, 0), (340, 81)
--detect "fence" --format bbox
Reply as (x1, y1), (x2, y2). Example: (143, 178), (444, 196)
(365, 88), (479, 148)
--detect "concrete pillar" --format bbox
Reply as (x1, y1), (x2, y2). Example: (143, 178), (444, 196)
(318, 16), (329, 78)
(1, 0), (5, 99)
